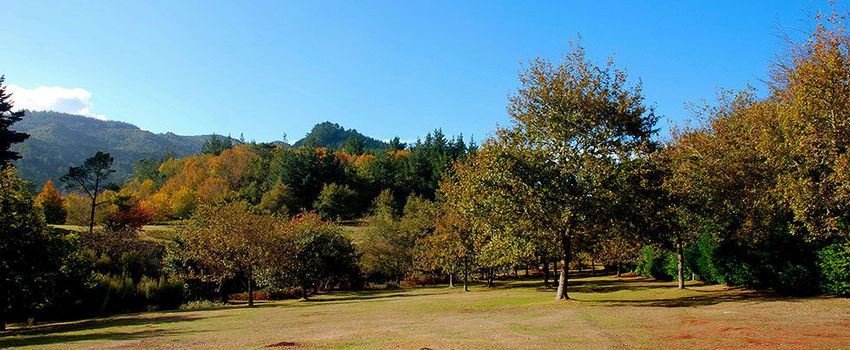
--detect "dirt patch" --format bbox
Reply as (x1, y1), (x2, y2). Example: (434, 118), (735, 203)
(265, 341), (298, 347)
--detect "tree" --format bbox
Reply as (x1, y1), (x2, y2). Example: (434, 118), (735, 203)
(264, 213), (360, 299)
(104, 194), (154, 231)
(344, 136), (365, 155)
(60, 152), (115, 233)
(35, 179), (67, 224)
(0, 167), (52, 330)
(171, 202), (275, 306)
(257, 179), (295, 215)
(313, 182), (357, 220)
(457, 43), (657, 300)
(201, 134), (234, 156)
(0, 75), (29, 165)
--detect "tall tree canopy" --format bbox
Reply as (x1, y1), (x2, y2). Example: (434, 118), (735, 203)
(456, 42), (658, 300)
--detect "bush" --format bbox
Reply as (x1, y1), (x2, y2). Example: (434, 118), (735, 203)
(776, 264), (818, 296)
(88, 274), (184, 315)
(817, 241), (850, 297)
(636, 246), (675, 281)
(683, 234), (720, 284)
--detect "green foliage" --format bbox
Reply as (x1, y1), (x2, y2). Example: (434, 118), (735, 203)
(370, 189), (399, 218)
(816, 241), (850, 297)
(257, 180), (294, 215)
(268, 146), (347, 211)
(88, 275), (184, 315)
(201, 134), (234, 156)
(0, 166), (56, 326)
(294, 122), (387, 151)
(314, 182), (358, 220)
(359, 214), (410, 281)
(636, 246), (675, 281)
(132, 151), (173, 185)
(263, 213), (361, 298)
(0, 75), (29, 164)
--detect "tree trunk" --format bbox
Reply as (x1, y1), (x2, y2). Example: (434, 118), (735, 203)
(525, 266), (529, 276)
(577, 259), (582, 272)
(463, 269), (469, 292)
(88, 178), (100, 234)
(1, 314), (5, 331)
(555, 230), (571, 300)
(591, 260), (595, 274)
(616, 262), (622, 277)
(542, 257), (550, 288)
(677, 238), (685, 290)
(513, 267), (518, 279)
(217, 279), (228, 304)
(448, 273), (454, 288)
(692, 272), (696, 281)
(486, 268), (494, 287)
(553, 260), (558, 275)
(248, 275), (254, 307)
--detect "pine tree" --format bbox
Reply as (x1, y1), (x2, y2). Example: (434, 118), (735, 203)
(0, 75), (30, 165)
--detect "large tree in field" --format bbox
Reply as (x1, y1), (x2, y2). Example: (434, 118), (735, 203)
(171, 201), (276, 307)
(0, 75), (29, 165)
(468, 43), (657, 300)
(264, 213), (359, 299)
(61, 151), (115, 233)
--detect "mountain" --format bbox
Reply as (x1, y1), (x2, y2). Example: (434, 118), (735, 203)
(293, 122), (388, 150)
(11, 111), (210, 188)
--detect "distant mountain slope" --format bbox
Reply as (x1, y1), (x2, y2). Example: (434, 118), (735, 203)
(11, 111), (209, 187)
(294, 121), (388, 150)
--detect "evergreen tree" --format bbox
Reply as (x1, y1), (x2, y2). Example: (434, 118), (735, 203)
(0, 75), (29, 165)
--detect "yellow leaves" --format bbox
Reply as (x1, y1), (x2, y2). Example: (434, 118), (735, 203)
(140, 192), (172, 222)
(35, 179), (63, 208)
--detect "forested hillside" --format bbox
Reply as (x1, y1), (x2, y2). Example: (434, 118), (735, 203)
(10, 111), (209, 186)
(10, 113), (396, 189)
(293, 121), (388, 151)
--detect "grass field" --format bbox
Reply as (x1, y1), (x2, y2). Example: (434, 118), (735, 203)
(2, 274), (848, 349)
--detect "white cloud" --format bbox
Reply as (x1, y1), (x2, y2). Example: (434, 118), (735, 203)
(6, 84), (106, 120)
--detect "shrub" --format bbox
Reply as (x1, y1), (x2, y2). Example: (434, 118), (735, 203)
(636, 246), (674, 281)
(817, 241), (850, 297)
(87, 274), (184, 315)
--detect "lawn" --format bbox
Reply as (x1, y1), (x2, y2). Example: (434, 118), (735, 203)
(2, 274), (848, 349)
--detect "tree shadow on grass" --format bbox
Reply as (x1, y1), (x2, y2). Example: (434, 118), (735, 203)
(302, 291), (442, 304)
(0, 317), (198, 348)
(1, 314), (205, 339)
(584, 290), (796, 308)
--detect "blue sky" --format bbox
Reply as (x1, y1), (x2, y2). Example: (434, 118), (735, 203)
(0, 1), (837, 143)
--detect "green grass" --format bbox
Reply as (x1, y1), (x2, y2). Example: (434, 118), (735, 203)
(3, 274), (849, 349)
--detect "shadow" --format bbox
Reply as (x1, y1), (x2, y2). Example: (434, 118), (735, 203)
(1, 314), (205, 338)
(586, 290), (796, 308)
(303, 291), (442, 304)
(0, 327), (189, 348)
(566, 278), (669, 293)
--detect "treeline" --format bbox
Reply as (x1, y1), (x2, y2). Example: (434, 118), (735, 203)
(424, 13), (850, 299)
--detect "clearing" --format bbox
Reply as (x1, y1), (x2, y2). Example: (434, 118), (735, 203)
(2, 274), (848, 349)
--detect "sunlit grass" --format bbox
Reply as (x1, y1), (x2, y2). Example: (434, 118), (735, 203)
(2, 274), (848, 349)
